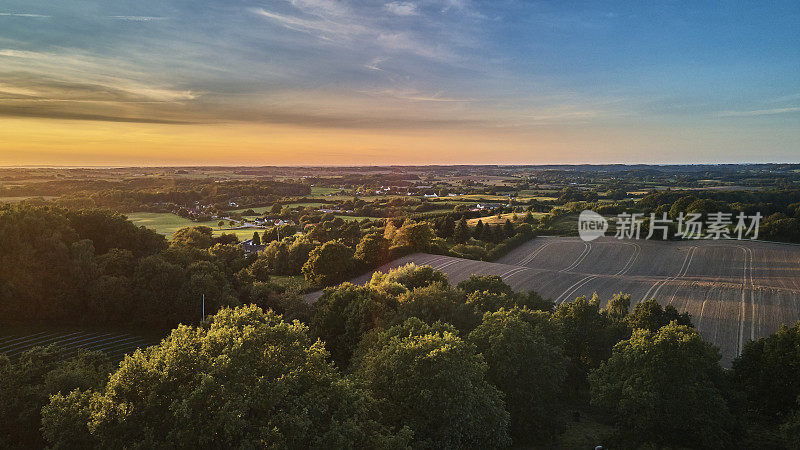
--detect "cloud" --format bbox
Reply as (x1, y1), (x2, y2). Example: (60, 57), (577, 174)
(0, 48), (202, 124)
(385, 2), (418, 16)
(250, 8), (368, 41)
(109, 16), (167, 22)
(363, 88), (473, 102)
(0, 105), (196, 124)
(719, 107), (800, 117)
(365, 57), (387, 71)
(223, 108), (487, 129)
(251, 0), (479, 62)
(0, 13), (49, 18)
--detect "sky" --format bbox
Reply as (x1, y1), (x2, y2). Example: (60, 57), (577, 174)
(0, 0), (798, 166)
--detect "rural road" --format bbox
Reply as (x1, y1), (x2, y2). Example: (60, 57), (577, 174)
(308, 236), (800, 366)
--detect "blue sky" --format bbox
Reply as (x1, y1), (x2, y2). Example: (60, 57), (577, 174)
(0, 0), (798, 165)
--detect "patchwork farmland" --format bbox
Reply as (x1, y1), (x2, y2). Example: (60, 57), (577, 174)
(0, 331), (156, 363)
(313, 236), (800, 366)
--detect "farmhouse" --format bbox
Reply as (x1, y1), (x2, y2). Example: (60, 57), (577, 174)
(241, 239), (265, 255)
(476, 203), (504, 210)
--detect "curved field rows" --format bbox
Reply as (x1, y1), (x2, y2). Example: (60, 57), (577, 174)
(0, 331), (157, 363)
(311, 237), (800, 365)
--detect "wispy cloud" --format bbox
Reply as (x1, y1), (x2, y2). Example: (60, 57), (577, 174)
(251, 8), (368, 41)
(250, 0), (479, 62)
(364, 57), (387, 71)
(385, 2), (418, 16)
(363, 88), (473, 103)
(0, 47), (201, 124)
(719, 107), (800, 117)
(0, 12), (50, 18)
(0, 106), (196, 124)
(109, 16), (167, 22)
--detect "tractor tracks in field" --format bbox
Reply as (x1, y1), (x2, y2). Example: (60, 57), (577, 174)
(735, 245), (755, 356)
(554, 241), (640, 305)
(641, 246), (697, 304)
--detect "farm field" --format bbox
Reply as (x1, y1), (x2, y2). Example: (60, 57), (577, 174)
(467, 212), (546, 225)
(309, 236), (800, 366)
(0, 329), (159, 363)
(126, 212), (264, 240)
(334, 215), (373, 222)
(126, 212), (213, 236)
(0, 196), (59, 203)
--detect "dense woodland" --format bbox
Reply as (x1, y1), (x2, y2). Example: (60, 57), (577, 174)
(2, 202), (800, 448)
(0, 204), (536, 329)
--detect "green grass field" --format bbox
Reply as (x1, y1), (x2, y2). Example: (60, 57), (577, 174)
(450, 194), (556, 202)
(126, 212), (266, 240)
(310, 186), (340, 195)
(467, 212), (545, 226)
(225, 207), (268, 216)
(126, 212), (206, 236)
(335, 215), (373, 222)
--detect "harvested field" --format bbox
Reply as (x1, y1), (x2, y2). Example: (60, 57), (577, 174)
(309, 236), (800, 366)
(0, 330), (157, 363)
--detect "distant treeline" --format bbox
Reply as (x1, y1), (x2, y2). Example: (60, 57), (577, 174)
(0, 179), (311, 212)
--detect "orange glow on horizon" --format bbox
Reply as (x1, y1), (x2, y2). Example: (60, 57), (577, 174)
(1, 117), (795, 166)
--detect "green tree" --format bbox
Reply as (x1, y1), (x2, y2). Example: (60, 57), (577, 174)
(247, 252), (272, 282)
(42, 306), (410, 449)
(603, 293), (631, 322)
(551, 295), (625, 396)
(468, 308), (568, 443)
(353, 318), (511, 449)
(260, 240), (290, 274)
(516, 290), (555, 312)
(732, 322), (800, 419)
(311, 283), (393, 367)
(627, 298), (692, 331)
(457, 275), (513, 296)
(171, 225), (214, 249)
(781, 403), (800, 448)
(473, 219), (484, 239)
(0, 346), (111, 449)
(668, 195), (699, 219)
(250, 282), (310, 323)
(589, 323), (733, 448)
(251, 231), (261, 245)
(369, 263), (448, 291)
(524, 211), (534, 223)
(465, 290), (516, 314)
(286, 238), (315, 274)
(503, 218), (514, 236)
(480, 223), (493, 242)
(453, 217), (470, 243)
(354, 232), (390, 268)
(440, 214), (455, 238)
(302, 240), (354, 286)
(208, 243), (247, 278)
(391, 220), (435, 252)
(393, 283), (479, 333)
(66, 209), (165, 256)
